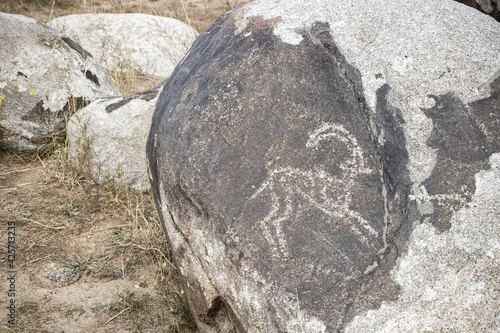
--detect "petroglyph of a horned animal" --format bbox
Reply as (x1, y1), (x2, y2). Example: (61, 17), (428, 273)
(249, 122), (377, 259)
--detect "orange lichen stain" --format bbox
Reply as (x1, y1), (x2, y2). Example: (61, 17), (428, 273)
(247, 15), (282, 29)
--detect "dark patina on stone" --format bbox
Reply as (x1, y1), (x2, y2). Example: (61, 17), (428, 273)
(105, 85), (162, 113)
(422, 80), (500, 231)
(147, 8), (417, 330)
(454, 0), (500, 21)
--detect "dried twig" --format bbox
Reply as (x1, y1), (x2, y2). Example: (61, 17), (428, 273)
(101, 308), (129, 326)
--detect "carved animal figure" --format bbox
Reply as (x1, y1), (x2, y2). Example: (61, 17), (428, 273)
(249, 123), (376, 261)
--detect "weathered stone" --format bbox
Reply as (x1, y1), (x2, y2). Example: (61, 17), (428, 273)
(147, 0), (500, 332)
(0, 13), (121, 153)
(48, 14), (198, 78)
(68, 84), (163, 191)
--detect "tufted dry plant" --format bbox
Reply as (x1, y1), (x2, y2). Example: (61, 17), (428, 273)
(1, 63), (193, 333)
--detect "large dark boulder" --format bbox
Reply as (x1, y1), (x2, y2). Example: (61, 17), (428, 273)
(147, 0), (500, 332)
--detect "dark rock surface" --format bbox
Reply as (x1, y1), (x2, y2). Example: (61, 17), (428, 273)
(147, 0), (500, 332)
(455, 0), (500, 20)
(422, 88), (500, 231)
(149, 18), (398, 332)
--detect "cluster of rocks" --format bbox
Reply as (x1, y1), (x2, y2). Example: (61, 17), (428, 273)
(0, 12), (197, 190)
(2, 1), (499, 332)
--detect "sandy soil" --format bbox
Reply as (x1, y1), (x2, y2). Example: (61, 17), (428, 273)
(0, 152), (195, 332)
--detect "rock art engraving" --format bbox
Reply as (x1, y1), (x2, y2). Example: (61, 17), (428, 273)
(249, 122), (375, 260)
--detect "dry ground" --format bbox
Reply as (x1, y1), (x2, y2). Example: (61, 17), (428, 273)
(0, 150), (195, 332)
(0, 0), (246, 331)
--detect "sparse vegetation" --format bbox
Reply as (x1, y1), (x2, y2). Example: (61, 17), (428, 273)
(0, 0), (246, 32)
(1, 135), (197, 331)
(0, 0), (245, 331)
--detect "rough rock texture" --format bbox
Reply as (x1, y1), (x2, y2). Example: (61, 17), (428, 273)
(147, 0), (500, 332)
(0, 13), (121, 153)
(68, 85), (163, 191)
(455, 0), (500, 20)
(48, 14), (199, 78)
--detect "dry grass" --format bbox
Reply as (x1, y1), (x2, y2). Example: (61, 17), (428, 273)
(0, 140), (196, 332)
(0, 0), (247, 32)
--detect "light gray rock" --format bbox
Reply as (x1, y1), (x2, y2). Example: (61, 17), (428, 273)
(345, 153), (500, 332)
(48, 14), (199, 78)
(0, 13), (121, 153)
(147, 0), (500, 332)
(68, 85), (162, 191)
